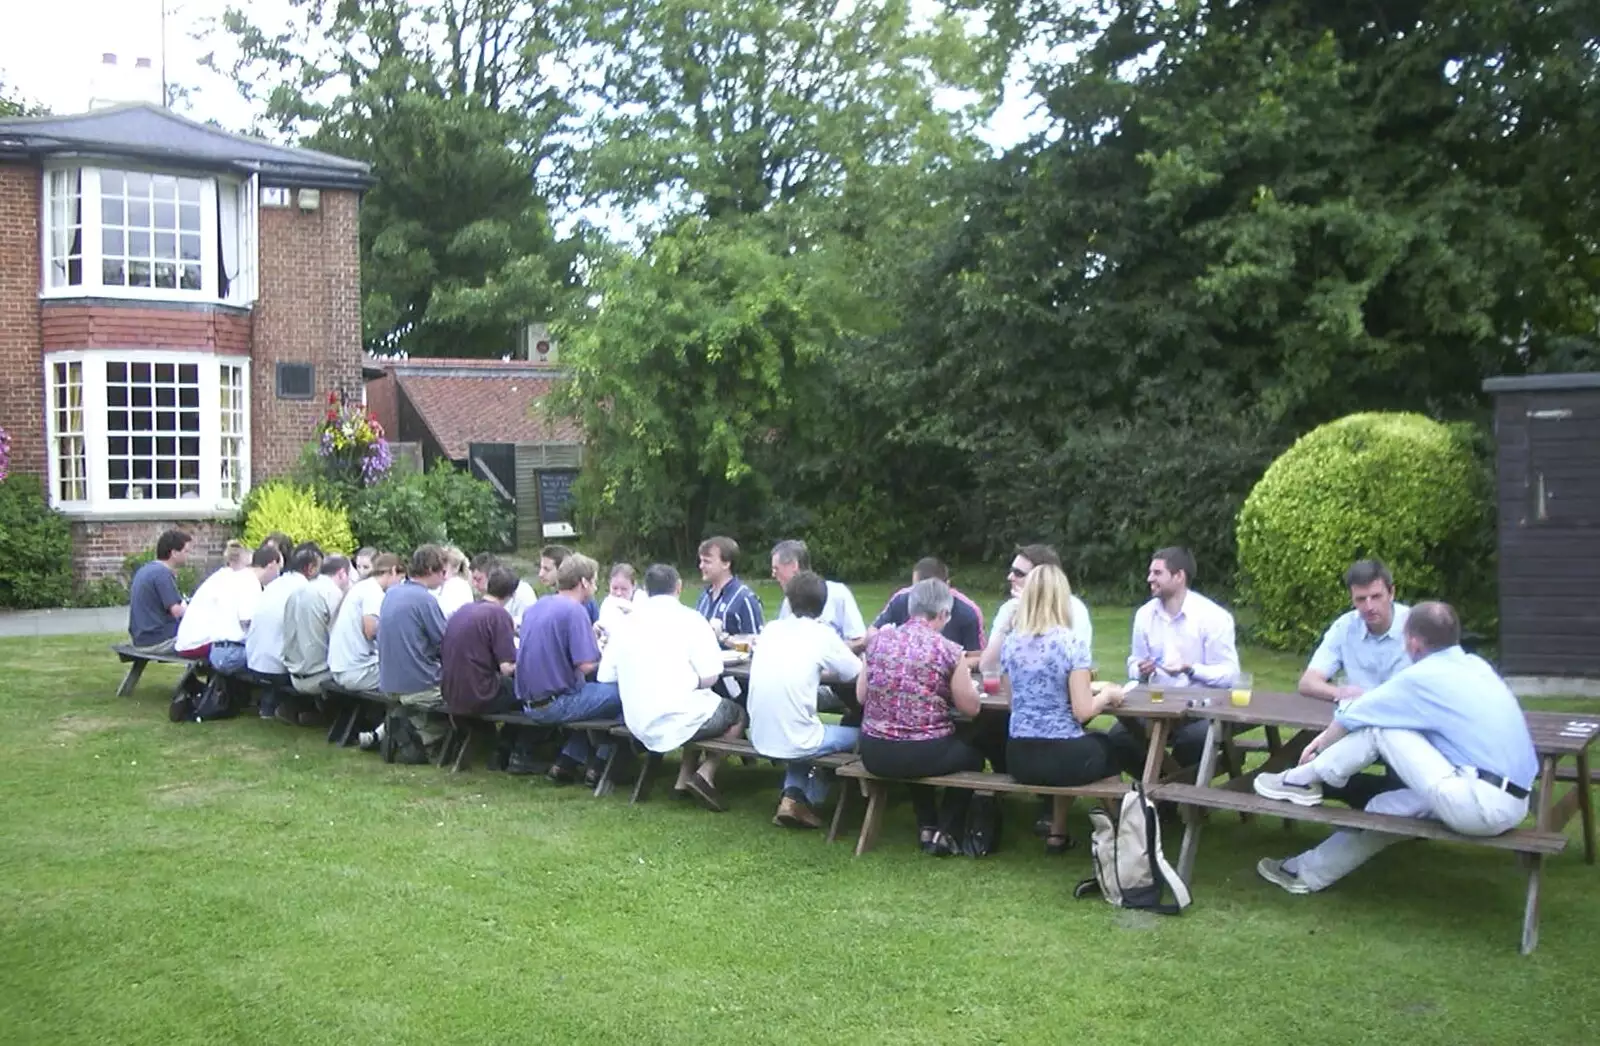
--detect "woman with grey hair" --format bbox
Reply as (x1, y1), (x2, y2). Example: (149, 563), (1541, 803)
(856, 577), (988, 855)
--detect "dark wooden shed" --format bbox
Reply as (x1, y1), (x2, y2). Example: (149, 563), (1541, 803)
(1483, 372), (1600, 679)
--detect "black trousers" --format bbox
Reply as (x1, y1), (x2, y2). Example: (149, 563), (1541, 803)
(1007, 734), (1122, 788)
(1105, 716), (1214, 776)
(859, 733), (988, 836)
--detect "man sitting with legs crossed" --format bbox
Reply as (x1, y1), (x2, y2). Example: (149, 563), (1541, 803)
(1252, 601), (1536, 894)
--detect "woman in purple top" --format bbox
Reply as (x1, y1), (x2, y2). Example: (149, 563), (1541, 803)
(857, 578), (986, 856)
(1000, 565), (1126, 852)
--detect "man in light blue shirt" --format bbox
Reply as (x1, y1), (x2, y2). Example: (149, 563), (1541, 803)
(1253, 601), (1536, 894)
(1298, 559), (1412, 808)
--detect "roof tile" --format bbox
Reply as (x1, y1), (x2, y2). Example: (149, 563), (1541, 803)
(397, 374), (581, 459)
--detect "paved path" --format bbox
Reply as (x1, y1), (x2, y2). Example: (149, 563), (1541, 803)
(0, 606), (127, 638)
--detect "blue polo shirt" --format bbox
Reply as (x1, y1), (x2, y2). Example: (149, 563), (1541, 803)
(1308, 604), (1412, 690)
(128, 560), (183, 647)
(377, 579), (448, 694)
(696, 577), (764, 636)
(1336, 645), (1537, 788)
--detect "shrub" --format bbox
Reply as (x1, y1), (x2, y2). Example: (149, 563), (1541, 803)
(1236, 411), (1490, 651)
(419, 463), (514, 553)
(242, 481), (357, 554)
(0, 475), (74, 609)
(348, 467), (448, 556)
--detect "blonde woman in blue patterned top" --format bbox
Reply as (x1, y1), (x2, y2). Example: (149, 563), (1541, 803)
(1000, 565), (1125, 853)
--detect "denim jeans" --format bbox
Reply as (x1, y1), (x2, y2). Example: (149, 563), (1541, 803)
(522, 681), (623, 764)
(209, 642), (247, 676)
(782, 724), (861, 806)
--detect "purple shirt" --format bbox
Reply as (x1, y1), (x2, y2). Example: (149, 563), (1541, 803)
(442, 601), (517, 714)
(516, 594), (601, 701)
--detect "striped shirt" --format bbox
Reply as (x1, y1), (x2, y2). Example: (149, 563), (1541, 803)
(696, 576), (765, 636)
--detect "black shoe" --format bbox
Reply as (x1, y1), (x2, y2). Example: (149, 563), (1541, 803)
(1044, 833), (1076, 855)
(547, 757), (580, 785)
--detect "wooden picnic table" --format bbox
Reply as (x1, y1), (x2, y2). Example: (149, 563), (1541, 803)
(1159, 687), (1597, 953)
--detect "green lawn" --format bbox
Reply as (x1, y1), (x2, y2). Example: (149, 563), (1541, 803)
(2, 623), (1598, 1045)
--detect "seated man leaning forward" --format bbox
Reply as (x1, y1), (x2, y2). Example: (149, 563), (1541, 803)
(1252, 601), (1536, 895)
(873, 556), (986, 654)
(772, 539), (867, 653)
(178, 543), (280, 679)
(442, 565), (521, 718)
(515, 553), (624, 785)
(1107, 546), (1240, 771)
(1297, 557), (1413, 809)
(281, 554), (354, 720)
(377, 545), (451, 764)
(127, 528), (191, 655)
(602, 563), (746, 812)
(748, 570), (863, 830)
(328, 552), (404, 696)
(248, 542), (323, 719)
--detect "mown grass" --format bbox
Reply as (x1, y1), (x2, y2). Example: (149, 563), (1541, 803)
(2, 620), (1597, 1046)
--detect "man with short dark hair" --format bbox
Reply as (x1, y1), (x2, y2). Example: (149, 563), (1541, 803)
(1107, 546), (1240, 770)
(470, 552), (537, 628)
(771, 539), (866, 652)
(602, 563), (744, 811)
(378, 545), (450, 763)
(282, 555), (353, 719)
(443, 566), (521, 717)
(1253, 601), (1538, 894)
(516, 553), (623, 783)
(696, 536), (764, 640)
(749, 571), (862, 829)
(871, 556), (986, 652)
(127, 529), (191, 654)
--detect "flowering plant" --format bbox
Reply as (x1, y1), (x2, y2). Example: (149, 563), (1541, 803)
(315, 393), (391, 488)
(0, 426), (10, 483)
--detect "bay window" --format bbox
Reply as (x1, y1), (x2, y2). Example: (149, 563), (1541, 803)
(44, 351), (251, 516)
(42, 166), (258, 304)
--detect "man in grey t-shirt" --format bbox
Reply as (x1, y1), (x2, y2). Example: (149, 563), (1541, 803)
(378, 545), (450, 763)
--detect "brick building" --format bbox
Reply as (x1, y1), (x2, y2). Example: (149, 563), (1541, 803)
(0, 103), (371, 578)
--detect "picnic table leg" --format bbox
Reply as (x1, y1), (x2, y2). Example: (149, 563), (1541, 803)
(1219, 726), (1251, 823)
(631, 751), (662, 804)
(1578, 750), (1596, 866)
(856, 780), (889, 856)
(593, 740), (623, 798)
(1520, 851), (1543, 955)
(1140, 720), (1171, 786)
(827, 781), (855, 844)
(1176, 719), (1222, 885)
(115, 660), (146, 698)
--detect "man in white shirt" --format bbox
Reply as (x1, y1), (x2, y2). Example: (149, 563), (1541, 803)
(748, 571), (862, 829)
(601, 564), (745, 812)
(247, 543), (322, 718)
(328, 552), (405, 695)
(177, 542), (280, 678)
(1110, 546), (1241, 770)
(771, 539), (867, 653)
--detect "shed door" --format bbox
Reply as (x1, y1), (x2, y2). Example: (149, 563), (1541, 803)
(1525, 402), (1600, 527)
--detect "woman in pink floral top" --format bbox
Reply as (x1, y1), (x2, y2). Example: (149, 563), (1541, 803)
(856, 578), (986, 855)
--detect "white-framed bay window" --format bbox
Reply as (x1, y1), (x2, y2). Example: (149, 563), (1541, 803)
(42, 166), (258, 305)
(44, 350), (252, 517)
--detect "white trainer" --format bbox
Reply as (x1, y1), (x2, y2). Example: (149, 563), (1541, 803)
(1257, 857), (1311, 895)
(1253, 771), (1324, 806)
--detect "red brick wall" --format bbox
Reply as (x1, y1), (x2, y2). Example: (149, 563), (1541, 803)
(41, 302), (251, 354)
(252, 190), (364, 480)
(0, 163), (43, 478)
(71, 518), (239, 582)
(365, 371), (398, 440)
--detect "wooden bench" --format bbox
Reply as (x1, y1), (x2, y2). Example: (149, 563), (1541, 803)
(320, 685), (388, 747)
(1153, 781), (1568, 954)
(436, 713), (625, 784)
(616, 730), (861, 809)
(832, 761), (1127, 855)
(111, 643), (204, 698)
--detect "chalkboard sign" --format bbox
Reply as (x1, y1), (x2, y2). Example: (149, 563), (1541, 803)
(538, 469), (578, 523)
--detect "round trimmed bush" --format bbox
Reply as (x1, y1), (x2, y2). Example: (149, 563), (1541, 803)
(1236, 412), (1488, 651)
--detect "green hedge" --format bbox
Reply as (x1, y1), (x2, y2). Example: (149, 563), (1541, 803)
(1236, 411), (1491, 651)
(0, 475), (74, 609)
(242, 481), (357, 553)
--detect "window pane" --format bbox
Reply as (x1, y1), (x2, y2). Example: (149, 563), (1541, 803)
(103, 229), (124, 255)
(129, 199), (151, 226)
(179, 203), (201, 232)
(178, 365), (198, 385)
(102, 259), (126, 285)
(154, 232), (176, 258)
(153, 263), (176, 289)
(102, 170), (125, 194)
(128, 260), (151, 286)
(153, 174), (177, 195)
(180, 266), (202, 291)
(129, 230), (150, 256)
(154, 201), (175, 228)
(102, 198), (124, 225)
(125, 172), (150, 196)
(178, 180), (202, 203)
(107, 362), (127, 382)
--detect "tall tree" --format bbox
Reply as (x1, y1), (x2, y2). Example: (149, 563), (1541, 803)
(212, 0), (582, 357)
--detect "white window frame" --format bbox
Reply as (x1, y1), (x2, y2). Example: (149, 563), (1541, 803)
(43, 349), (252, 519)
(40, 164), (259, 306)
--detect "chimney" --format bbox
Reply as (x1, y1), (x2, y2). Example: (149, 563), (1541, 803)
(524, 323), (559, 364)
(88, 52), (163, 110)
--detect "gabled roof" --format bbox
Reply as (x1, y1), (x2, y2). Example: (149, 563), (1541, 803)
(0, 102), (373, 190)
(396, 372), (581, 460)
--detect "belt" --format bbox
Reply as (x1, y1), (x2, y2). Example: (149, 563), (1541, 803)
(213, 640), (244, 648)
(1467, 767), (1529, 799)
(525, 691), (563, 710)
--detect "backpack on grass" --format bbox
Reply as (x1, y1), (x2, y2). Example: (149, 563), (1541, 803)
(1073, 782), (1191, 914)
